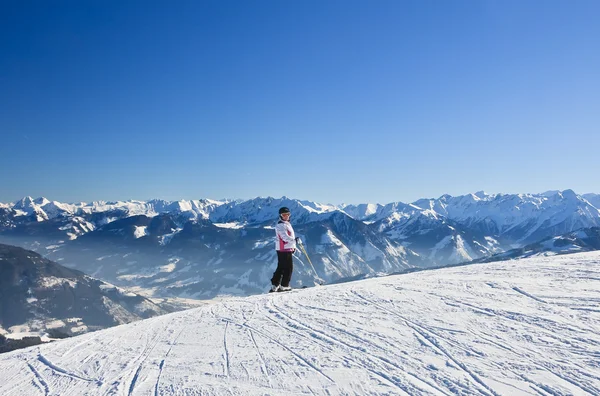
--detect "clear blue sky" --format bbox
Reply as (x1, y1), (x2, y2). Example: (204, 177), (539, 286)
(1, 0), (599, 205)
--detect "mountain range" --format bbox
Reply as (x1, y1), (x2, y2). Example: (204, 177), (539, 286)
(1, 190), (599, 299)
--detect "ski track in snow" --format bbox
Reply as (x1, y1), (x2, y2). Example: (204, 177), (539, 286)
(37, 353), (99, 383)
(267, 298), (444, 395)
(349, 291), (499, 396)
(25, 361), (50, 396)
(511, 287), (547, 304)
(154, 327), (184, 396)
(1, 251), (600, 395)
(223, 321), (230, 378)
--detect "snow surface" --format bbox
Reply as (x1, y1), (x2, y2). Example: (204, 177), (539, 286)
(213, 222), (245, 229)
(4, 333), (51, 341)
(158, 228), (183, 246)
(133, 226), (149, 239)
(1, 252), (599, 395)
(38, 277), (77, 289)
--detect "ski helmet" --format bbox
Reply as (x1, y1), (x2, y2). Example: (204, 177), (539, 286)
(279, 207), (291, 215)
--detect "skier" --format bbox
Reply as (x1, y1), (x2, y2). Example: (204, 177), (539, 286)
(271, 207), (300, 292)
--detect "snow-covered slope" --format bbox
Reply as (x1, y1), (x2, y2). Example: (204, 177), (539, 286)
(1, 251), (598, 395)
(584, 193), (600, 210)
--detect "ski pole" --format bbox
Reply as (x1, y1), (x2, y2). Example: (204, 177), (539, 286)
(297, 240), (324, 285)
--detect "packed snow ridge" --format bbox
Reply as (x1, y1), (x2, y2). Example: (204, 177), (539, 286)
(1, 251), (599, 395)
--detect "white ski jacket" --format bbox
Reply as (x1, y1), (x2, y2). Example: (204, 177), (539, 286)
(275, 220), (296, 252)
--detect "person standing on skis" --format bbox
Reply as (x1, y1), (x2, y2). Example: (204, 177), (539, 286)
(271, 207), (300, 292)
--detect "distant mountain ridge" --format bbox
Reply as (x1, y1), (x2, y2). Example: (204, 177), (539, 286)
(471, 227), (600, 263)
(0, 190), (599, 299)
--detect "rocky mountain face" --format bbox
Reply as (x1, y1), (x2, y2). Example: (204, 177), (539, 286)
(0, 243), (168, 339)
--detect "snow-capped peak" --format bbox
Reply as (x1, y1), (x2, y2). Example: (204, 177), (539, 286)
(473, 190), (488, 199)
(12, 196), (35, 211)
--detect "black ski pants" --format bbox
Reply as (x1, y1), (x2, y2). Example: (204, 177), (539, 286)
(272, 251), (294, 287)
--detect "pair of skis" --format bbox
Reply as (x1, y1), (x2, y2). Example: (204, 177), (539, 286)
(268, 285), (309, 293)
(268, 287), (298, 293)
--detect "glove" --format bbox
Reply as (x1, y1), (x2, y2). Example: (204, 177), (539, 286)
(295, 237), (302, 245)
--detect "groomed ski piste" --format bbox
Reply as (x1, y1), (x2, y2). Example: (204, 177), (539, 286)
(1, 252), (599, 395)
